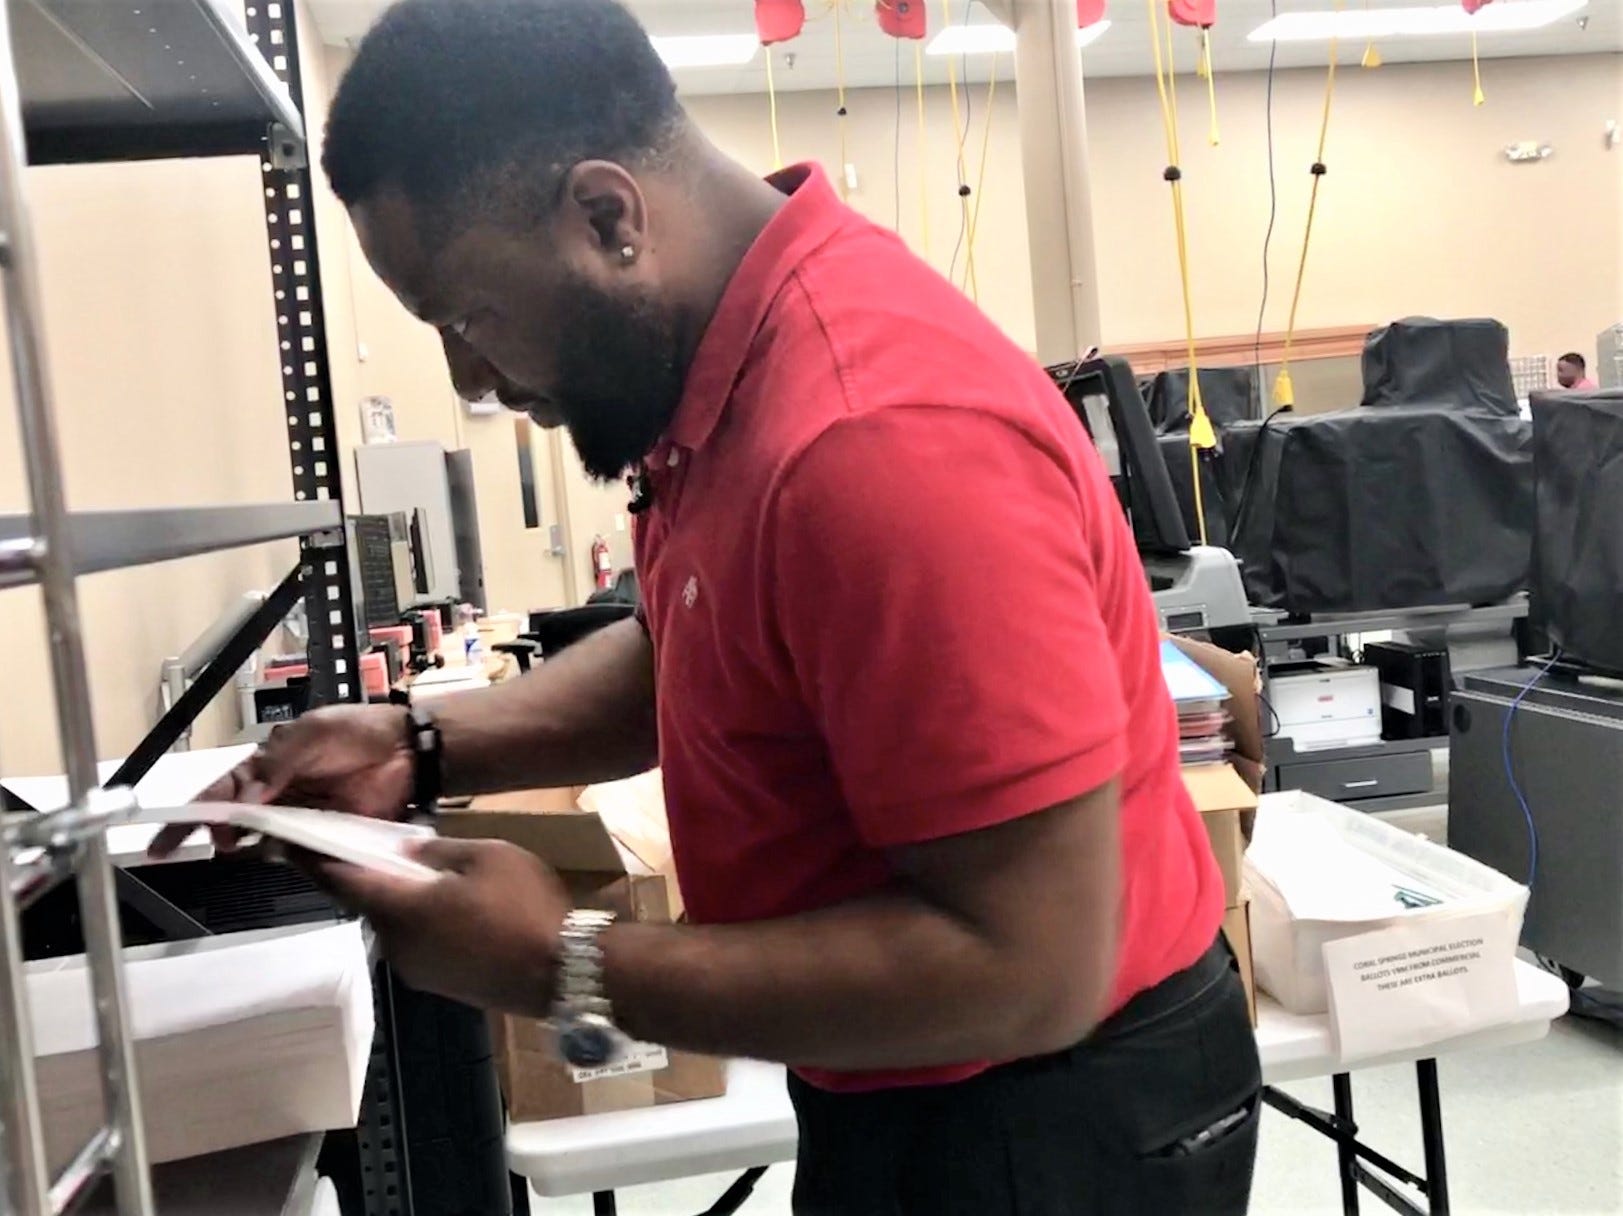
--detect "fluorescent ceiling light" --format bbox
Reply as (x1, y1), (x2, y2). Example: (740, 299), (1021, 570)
(650, 34), (760, 70)
(927, 20), (1112, 57)
(1249, 0), (1585, 42)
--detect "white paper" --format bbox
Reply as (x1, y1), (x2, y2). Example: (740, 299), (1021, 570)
(141, 803), (440, 883)
(569, 1041), (670, 1084)
(1323, 910), (1519, 1062)
(1, 745), (253, 813)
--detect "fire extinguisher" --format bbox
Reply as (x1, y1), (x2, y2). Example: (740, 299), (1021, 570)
(591, 534), (613, 590)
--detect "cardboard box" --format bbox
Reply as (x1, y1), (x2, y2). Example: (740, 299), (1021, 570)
(438, 774), (727, 1121)
(1182, 762), (1259, 907)
(1222, 898), (1258, 1027)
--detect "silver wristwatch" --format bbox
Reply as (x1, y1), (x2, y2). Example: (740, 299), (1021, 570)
(552, 909), (628, 1069)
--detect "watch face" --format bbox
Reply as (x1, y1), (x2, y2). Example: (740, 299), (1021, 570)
(561, 1021), (617, 1068)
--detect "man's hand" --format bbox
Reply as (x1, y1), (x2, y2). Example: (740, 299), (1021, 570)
(148, 704), (413, 858)
(306, 837), (570, 1017)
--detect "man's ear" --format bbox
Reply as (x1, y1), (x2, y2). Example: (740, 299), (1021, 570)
(560, 160), (649, 262)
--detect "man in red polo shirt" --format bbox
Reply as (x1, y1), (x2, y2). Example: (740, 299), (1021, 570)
(162, 1), (1260, 1209)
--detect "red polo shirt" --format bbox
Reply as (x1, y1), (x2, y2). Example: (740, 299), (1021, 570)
(634, 165), (1223, 1092)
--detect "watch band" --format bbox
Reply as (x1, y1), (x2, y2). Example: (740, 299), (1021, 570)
(405, 704), (442, 815)
(554, 909), (616, 1021)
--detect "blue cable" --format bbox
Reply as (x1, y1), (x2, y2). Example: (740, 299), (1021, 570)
(1501, 650), (1561, 889)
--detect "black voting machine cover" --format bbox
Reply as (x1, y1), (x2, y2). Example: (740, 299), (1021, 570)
(1531, 389), (1623, 674)
(1201, 317), (1535, 614)
(1148, 366), (1257, 548)
(1361, 316), (1521, 413)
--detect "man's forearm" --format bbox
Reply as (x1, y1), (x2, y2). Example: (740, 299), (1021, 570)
(601, 892), (1111, 1072)
(435, 618), (658, 795)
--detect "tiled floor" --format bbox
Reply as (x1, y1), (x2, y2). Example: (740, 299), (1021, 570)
(527, 1014), (1623, 1215)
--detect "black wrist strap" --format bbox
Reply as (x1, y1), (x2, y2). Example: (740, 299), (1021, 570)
(406, 704), (443, 815)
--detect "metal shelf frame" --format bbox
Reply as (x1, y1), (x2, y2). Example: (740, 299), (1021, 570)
(1253, 597), (1530, 645)
(0, 0), (364, 1211)
(0, 502), (340, 590)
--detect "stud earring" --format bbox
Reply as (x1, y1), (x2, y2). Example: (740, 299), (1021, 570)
(620, 245), (636, 262)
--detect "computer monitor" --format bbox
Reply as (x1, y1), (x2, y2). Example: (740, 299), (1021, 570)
(1047, 355), (1192, 556)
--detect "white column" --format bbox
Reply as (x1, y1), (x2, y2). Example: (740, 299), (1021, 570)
(986, 0), (1104, 363)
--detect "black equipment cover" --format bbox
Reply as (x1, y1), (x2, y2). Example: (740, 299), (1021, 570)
(1222, 404), (1533, 612)
(1361, 317), (1518, 414)
(1531, 389), (1623, 673)
(1157, 432), (1231, 549)
(1146, 366), (1258, 433)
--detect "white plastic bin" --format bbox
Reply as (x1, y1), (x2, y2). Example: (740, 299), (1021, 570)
(1244, 790), (1528, 1014)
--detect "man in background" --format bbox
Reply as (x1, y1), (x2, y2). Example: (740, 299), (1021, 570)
(159, 1), (1261, 1210)
(1556, 351), (1598, 390)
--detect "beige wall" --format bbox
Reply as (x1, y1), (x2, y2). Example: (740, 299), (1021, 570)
(687, 52), (1623, 359)
(0, 37), (1615, 776)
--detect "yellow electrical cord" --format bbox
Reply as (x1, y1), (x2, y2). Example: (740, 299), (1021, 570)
(915, 40), (931, 259)
(1471, 29), (1485, 105)
(1274, 4), (1341, 409)
(832, 0), (851, 199)
(1145, 0), (1213, 544)
(939, 0), (976, 296)
(959, 51), (999, 301)
(765, 45), (784, 170)
(1361, 0), (1383, 68)
(1200, 29), (1220, 146)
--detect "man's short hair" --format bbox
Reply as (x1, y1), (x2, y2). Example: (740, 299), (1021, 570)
(1558, 352), (1587, 370)
(323, 0), (682, 225)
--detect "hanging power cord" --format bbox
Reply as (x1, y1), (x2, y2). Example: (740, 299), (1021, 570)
(1197, 27), (1220, 146)
(1272, 0), (1341, 409)
(1361, 0), (1383, 67)
(1252, 0), (1278, 390)
(895, 37), (903, 229)
(941, 0), (976, 296)
(914, 40), (932, 258)
(765, 44), (785, 170)
(1502, 650), (1561, 889)
(1144, 0), (1214, 544)
(1470, 27), (1486, 106)
(959, 49), (1000, 302)
(832, 0), (852, 198)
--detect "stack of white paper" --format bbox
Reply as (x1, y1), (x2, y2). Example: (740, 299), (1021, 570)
(31, 921), (373, 1168)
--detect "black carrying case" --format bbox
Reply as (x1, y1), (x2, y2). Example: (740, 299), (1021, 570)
(1222, 404), (1533, 613)
(1531, 389), (1623, 673)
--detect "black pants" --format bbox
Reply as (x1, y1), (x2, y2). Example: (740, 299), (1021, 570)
(789, 938), (1262, 1215)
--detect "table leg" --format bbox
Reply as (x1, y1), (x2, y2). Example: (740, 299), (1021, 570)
(1333, 1073), (1360, 1216)
(1416, 1059), (1450, 1216)
(592, 1192), (618, 1216)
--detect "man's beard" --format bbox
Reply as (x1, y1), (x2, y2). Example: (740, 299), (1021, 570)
(551, 276), (686, 484)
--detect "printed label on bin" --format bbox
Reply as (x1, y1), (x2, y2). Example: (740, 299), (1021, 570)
(570, 1042), (670, 1084)
(1323, 910), (1517, 1062)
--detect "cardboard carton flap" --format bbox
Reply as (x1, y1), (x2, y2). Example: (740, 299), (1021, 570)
(578, 771), (673, 878)
(1182, 763), (1260, 815)
(441, 807), (631, 875)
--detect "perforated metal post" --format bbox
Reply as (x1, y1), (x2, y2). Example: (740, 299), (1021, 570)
(244, 0), (361, 710)
(0, 0), (154, 1209)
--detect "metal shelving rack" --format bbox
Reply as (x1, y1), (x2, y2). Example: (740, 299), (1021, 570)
(0, 1), (362, 1211)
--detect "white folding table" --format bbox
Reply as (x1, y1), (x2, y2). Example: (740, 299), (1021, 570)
(507, 960), (1569, 1216)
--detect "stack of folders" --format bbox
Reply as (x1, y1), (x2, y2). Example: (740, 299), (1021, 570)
(1160, 639), (1232, 767)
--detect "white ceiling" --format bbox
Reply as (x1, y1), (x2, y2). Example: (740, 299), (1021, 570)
(306, 0), (1621, 94)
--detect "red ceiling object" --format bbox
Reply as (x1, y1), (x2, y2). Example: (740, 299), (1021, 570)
(877, 0), (928, 39)
(1461, 0), (1492, 11)
(1077, 0), (1109, 26)
(754, 0), (805, 45)
(1168, 0), (1216, 26)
